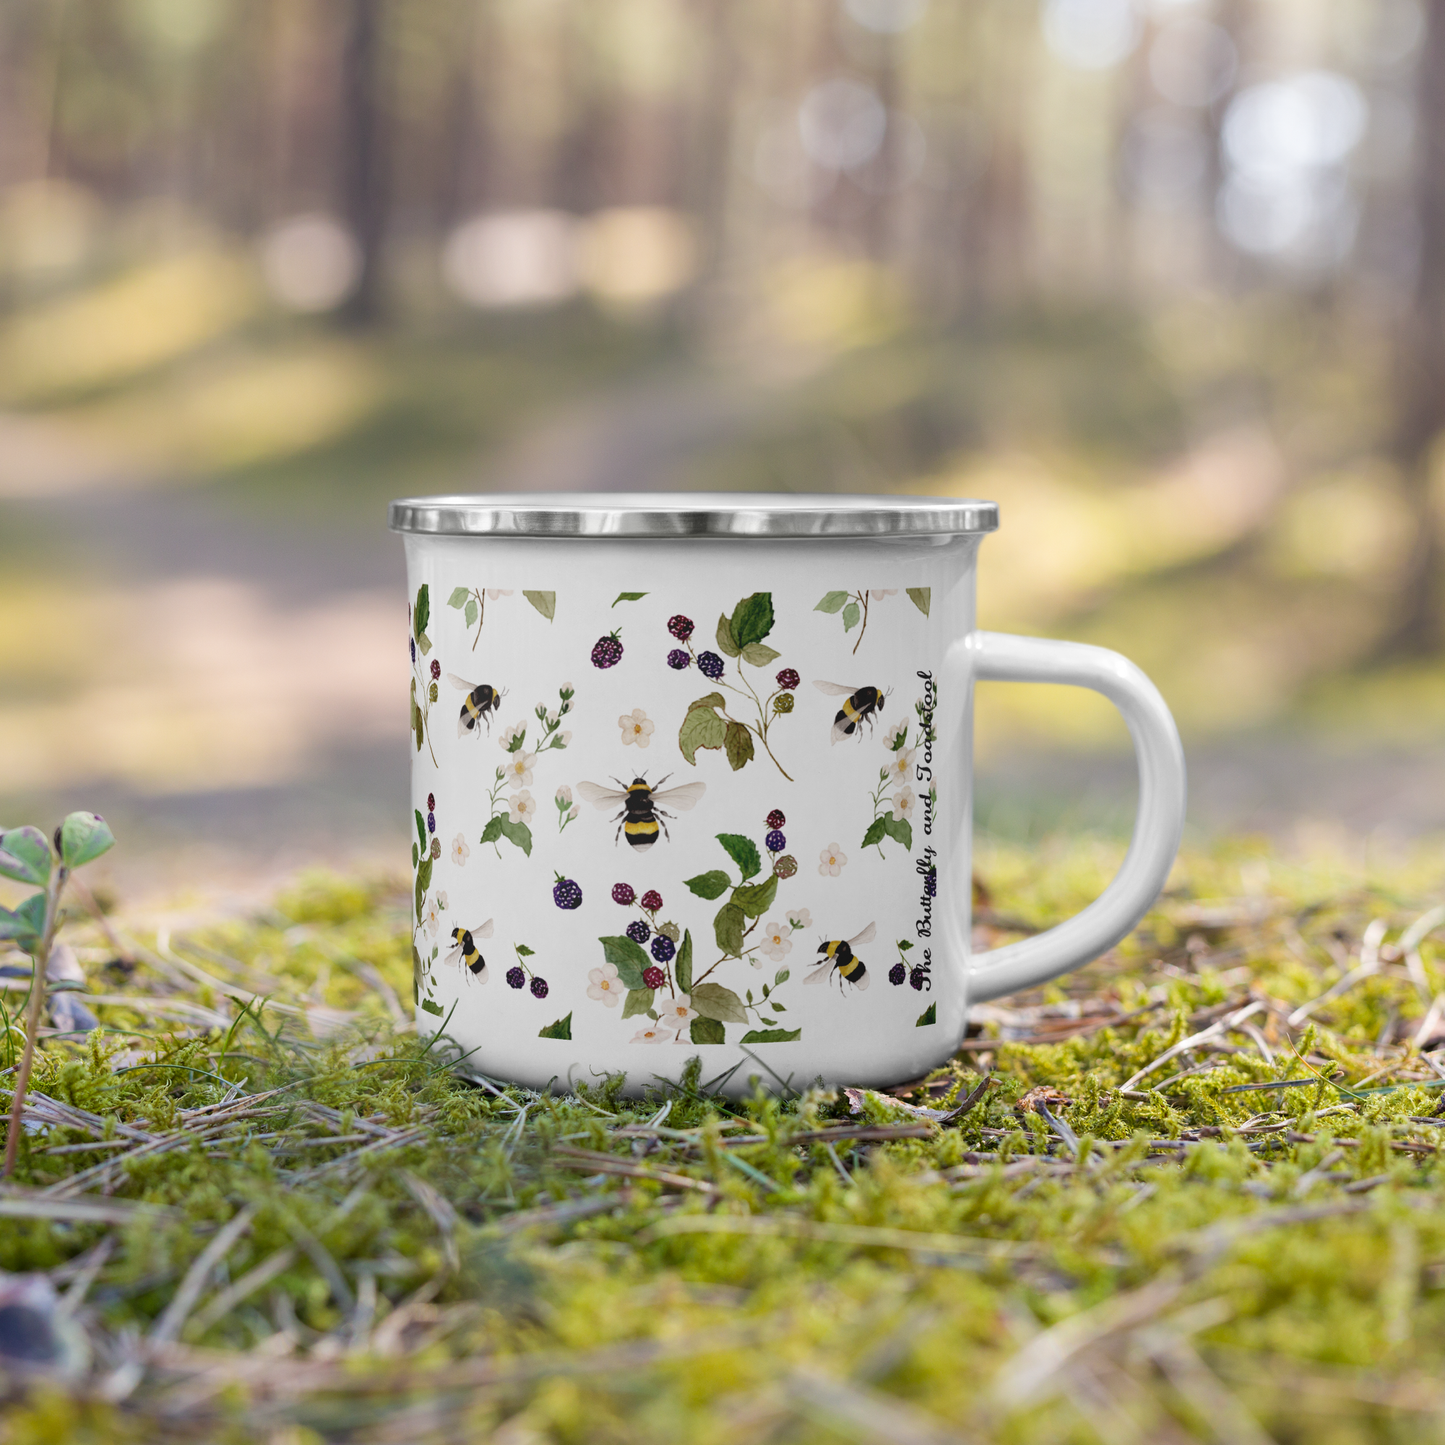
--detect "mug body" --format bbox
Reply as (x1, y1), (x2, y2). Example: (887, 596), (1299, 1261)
(396, 495), (993, 1096)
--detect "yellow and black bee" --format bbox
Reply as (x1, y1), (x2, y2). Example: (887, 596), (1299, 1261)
(813, 681), (888, 744)
(444, 918), (494, 982)
(577, 775), (707, 852)
(805, 922), (876, 992)
(449, 673), (506, 737)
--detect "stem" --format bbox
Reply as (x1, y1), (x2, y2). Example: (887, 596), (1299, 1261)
(691, 921), (760, 989)
(3, 870), (62, 1179)
(851, 591), (869, 655)
(471, 589), (485, 650)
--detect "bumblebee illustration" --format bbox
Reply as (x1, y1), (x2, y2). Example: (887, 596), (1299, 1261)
(577, 775), (707, 852)
(449, 674), (506, 737)
(805, 922), (876, 992)
(813, 681), (888, 744)
(444, 918), (494, 982)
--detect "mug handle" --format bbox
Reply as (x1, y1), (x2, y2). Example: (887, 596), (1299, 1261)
(958, 630), (1187, 1004)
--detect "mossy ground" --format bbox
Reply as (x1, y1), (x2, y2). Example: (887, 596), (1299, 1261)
(3, 836), (1445, 1442)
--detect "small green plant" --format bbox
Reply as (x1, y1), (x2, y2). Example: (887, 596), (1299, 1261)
(0, 811), (114, 1177)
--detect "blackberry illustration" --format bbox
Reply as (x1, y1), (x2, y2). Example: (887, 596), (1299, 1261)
(430, 659), (441, 681)
(667, 649), (691, 670)
(925, 869), (937, 898)
(552, 873), (583, 910)
(627, 919), (652, 944)
(910, 967), (926, 990)
(642, 965), (665, 990)
(766, 809), (785, 830)
(650, 934), (675, 963)
(612, 883), (636, 906)
(658, 921), (680, 943)
(591, 630), (624, 668)
(409, 637), (416, 663)
(430, 837), (441, 860)
(889, 962), (906, 986)
(530, 976), (549, 999)
(776, 667), (800, 690)
(697, 651), (724, 680)
(667, 615), (695, 641)
(765, 829), (786, 854)
(427, 793), (435, 812)
(773, 694), (794, 714)
(427, 811), (436, 833)
(640, 889), (663, 912)
(506, 966), (526, 989)
(773, 855), (798, 879)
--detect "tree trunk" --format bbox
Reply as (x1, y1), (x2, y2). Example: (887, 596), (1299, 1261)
(338, 0), (387, 327)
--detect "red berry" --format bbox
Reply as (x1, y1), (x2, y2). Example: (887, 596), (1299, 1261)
(612, 883), (636, 906)
(642, 965), (665, 989)
(640, 890), (663, 912)
(766, 809), (785, 830)
(776, 668), (800, 690)
(667, 615), (695, 641)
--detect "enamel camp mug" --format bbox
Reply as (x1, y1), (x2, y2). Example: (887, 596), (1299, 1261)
(389, 493), (1187, 1095)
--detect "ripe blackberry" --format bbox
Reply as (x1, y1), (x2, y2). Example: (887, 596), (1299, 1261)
(627, 919), (651, 944)
(409, 638), (416, 663)
(651, 934), (675, 963)
(427, 811), (436, 833)
(552, 874), (583, 910)
(925, 870), (937, 898)
(530, 976), (549, 999)
(427, 793), (435, 812)
(773, 855), (798, 879)
(888, 962), (906, 986)
(766, 809), (785, 830)
(910, 967), (926, 991)
(773, 694), (794, 714)
(776, 667), (800, 690)
(697, 651), (724, 680)
(591, 630), (624, 668)
(765, 829), (786, 853)
(640, 890), (663, 912)
(667, 615), (695, 641)
(430, 659), (441, 680)
(642, 965), (665, 990)
(667, 649), (690, 670)
(506, 966), (525, 989)
(612, 883), (636, 906)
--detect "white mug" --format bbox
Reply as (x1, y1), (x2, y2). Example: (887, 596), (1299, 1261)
(390, 493), (1186, 1095)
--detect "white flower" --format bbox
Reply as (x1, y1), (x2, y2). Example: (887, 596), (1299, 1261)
(819, 844), (847, 877)
(451, 832), (470, 866)
(759, 921), (792, 961)
(619, 708), (655, 748)
(631, 1024), (668, 1043)
(892, 786), (916, 821)
(435, 890), (448, 912)
(889, 748), (916, 782)
(555, 785), (573, 807)
(656, 994), (697, 1027)
(561, 681), (574, 695)
(885, 719), (908, 748)
(588, 963), (624, 1007)
(505, 751), (536, 787)
(557, 730), (572, 747)
(508, 790), (537, 825)
(787, 907), (812, 930)
(499, 722), (523, 749)
(546, 710), (560, 728)
(870, 588), (898, 599)
(486, 588), (513, 600)
(424, 898), (440, 937)
(567, 805), (579, 820)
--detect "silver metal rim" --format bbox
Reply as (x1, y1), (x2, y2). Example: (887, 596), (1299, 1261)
(387, 491), (999, 539)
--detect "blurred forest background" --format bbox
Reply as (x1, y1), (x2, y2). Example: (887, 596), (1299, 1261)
(0, 0), (1442, 896)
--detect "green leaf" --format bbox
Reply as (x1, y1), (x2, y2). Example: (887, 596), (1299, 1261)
(690, 981), (748, 1023)
(716, 833), (761, 880)
(498, 818), (533, 856)
(714, 901), (747, 958)
(622, 988), (655, 1019)
(861, 817), (888, 850)
(841, 601), (860, 632)
(0, 827), (51, 887)
(689, 692), (726, 712)
(883, 815), (914, 851)
(413, 703), (424, 752)
(815, 591), (849, 614)
(724, 720), (755, 772)
(684, 870), (731, 901)
(599, 935), (651, 990)
(740, 1028), (801, 1044)
(715, 613), (740, 658)
(464, 599), (478, 629)
(730, 592), (774, 648)
(612, 592), (649, 606)
(59, 812), (114, 869)
(732, 873), (778, 919)
(774, 969), (789, 986)
(690, 1015), (725, 1045)
(412, 842), (419, 869)
(0, 893), (44, 944)
(907, 587), (931, 617)
(538, 1013), (573, 1040)
(916, 1003), (937, 1027)
(414, 584), (430, 639)
(416, 855), (433, 897)
(421, 997), (445, 1017)
(480, 815), (505, 845)
(740, 642), (780, 667)
(447, 586), (471, 608)
(416, 630), (432, 656)
(415, 809), (427, 851)
(676, 930), (693, 992)
(514, 943), (535, 956)
(898, 939), (913, 952)
(679, 704), (726, 765)
(524, 590), (556, 621)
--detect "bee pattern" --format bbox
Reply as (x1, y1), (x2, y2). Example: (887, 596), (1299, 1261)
(449, 674), (506, 737)
(813, 682), (889, 744)
(806, 922), (876, 991)
(444, 919), (495, 981)
(577, 775), (707, 852)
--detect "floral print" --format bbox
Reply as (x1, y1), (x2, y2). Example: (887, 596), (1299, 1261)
(619, 708), (655, 748)
(819, 843), (847, 877)
(759, 921), (792, 961)
(892, 786), (916, 822)
(509, 791), (537, 825)
(631, 1023), (668, 1044)
(657, 995), (697, 1029)
(451, 833), (470, 866)
(588, 963), (624, 1007)
(787, 907), (812, 930)
(815, 586), (929, 652)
